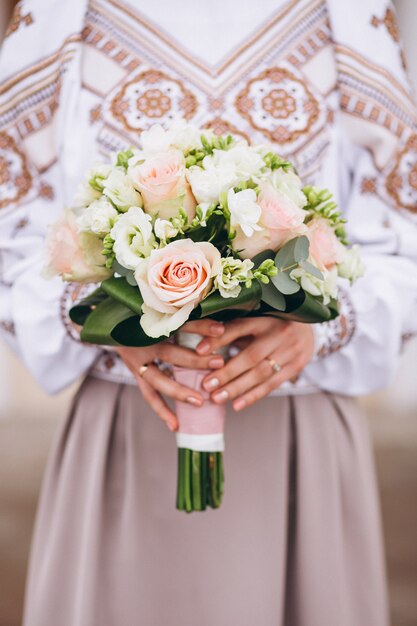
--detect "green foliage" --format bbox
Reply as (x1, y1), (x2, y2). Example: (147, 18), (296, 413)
(115, 148), (135, 170)
(303, 185), (348, 244)
(262, 151), (293, 171)
(102, 233), (115, 268)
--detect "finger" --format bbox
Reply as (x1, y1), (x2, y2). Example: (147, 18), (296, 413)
(232, 361), (302, 411)
(209, 345), (295, 403)
(181, 319), (225, 337)
(202, 333), (288, 393)
(135, 375), (178, 431)
(156, 342), (225, 370)
(211, 357), (275, 403)
(142, 364), (204, 407)
(196, 318), (260, 355)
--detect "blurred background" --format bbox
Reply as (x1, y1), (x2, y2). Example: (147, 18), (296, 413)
(0, 1), (416, 625)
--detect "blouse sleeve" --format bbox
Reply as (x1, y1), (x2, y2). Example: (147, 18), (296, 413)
(304, 0), (417, 395)
(0, 0), (99, 393)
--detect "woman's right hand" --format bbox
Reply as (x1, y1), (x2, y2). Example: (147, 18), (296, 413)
(115, 319), (225, 432)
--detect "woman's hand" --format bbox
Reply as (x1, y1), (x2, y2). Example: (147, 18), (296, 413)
(196, 317), (314, 412)
(115, 319), (225, 431)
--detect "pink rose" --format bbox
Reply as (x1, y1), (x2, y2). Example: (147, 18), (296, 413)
(135, 239), (221, 337)
(233, 181), (307, 259)
(129, 149), (197, 220)
(44, 211), (111, 283)
(307, 217), (345, 269)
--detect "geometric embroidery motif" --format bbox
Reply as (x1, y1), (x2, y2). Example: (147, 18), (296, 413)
(386, 135), (417, 213)
(0, 132), (32, 210)
(110, 69), (198, 132)
(235, 67), (320, 144)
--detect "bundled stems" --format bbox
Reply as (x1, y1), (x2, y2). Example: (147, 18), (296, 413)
(176, 449), (224, 513)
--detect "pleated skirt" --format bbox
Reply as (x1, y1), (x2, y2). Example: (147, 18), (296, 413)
(23, 376), (389, 626)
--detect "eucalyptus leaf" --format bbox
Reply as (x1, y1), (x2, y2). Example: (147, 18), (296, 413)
(271, 270), (300, 295)
(260, 280), (286, 311)
(299, 259), (324, 280)
(294, 236), (310, 262)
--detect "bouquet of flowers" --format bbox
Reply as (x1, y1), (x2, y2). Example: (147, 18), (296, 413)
(45, 121), (362, 512)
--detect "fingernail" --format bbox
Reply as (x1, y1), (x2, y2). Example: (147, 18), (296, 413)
(204, 377), (220, 390)
(209, 357), (224, 368)
(213, 390), (229, 403)
(210, 323), (224, 336)
(233, 398), (246, 411)
(187, 396), (203, 407)
(167, 422), (175, 431)
(197, 341), (211, 355)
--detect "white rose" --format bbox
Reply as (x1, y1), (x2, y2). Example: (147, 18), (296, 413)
(186, 162), (239, 205)
(269, 169), (307, 208)
(211, 145), (265, 179)
(154, 218), (179, 241)
(214, 257), (254, 298)
(290, 265), (338, 305)
(103, 169), (143, 212)
(110, 207), (157, 269)
(337, 245), (363, 283)
(76, 198), (118, 234)
(227, 188), (262, 237)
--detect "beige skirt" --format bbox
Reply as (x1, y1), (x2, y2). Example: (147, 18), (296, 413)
(23, 376), (389, 626)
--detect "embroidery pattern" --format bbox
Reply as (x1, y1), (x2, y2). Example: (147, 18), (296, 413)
(235, 67), (320, 144)
(386, 135), (417, 213)
(0, 132), (32, 210)
(5, 2), (34, 38)
(111, 70), (198, 132)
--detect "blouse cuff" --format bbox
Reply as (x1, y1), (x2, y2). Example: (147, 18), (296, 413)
(312, 289), (356, 359)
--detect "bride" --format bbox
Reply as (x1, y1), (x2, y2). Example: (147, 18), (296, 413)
(1, 0), (416, 624)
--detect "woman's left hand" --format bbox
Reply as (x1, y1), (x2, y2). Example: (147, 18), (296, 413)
(196, 317), (315, 412)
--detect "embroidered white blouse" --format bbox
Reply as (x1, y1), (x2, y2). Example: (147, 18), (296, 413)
(0, 0), (416, 394)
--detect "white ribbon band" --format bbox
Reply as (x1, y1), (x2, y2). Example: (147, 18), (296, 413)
(176, 432), (225, 452)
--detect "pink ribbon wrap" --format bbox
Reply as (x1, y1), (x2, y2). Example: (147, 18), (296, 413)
(173, 367), (226, 451)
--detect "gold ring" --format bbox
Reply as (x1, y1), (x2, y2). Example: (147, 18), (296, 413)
(138, 364), (149, 378)
(267, 357), (282, 374)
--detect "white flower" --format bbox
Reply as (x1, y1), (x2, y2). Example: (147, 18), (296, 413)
(102, 169), (143, 212)
(110, 207), (157, 269)
(186, 162), (239, 205)
(214, 257), (254, 298)
(73, 182), (101, 208)
(76, 198), (118, 235)
(269, 169), (307, 208)
(337, 245), (363, 283)
(154, 218), (179, 241)
(211, 144), (265, 179)
(227, 188), (262, 237)
(170, 120), (205, 152)
(140, 124), (173, 155)
(290, 265), (338, 305)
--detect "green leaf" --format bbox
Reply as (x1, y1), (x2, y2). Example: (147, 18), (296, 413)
(79, 296), (162, 346)
(299, 259), (324, 280)
(196, 282), (261, 318)
(260, 280), (286, 311)
(271, 271), (300, 295)
(69, 288), (107, 326)
(275, 236), (309, 270)
(101, 276), (143, 314)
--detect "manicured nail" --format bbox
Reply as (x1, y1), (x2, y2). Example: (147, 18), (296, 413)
(209, 356), (224, 368)
(210, 323), (224, 336)
(187, 396), (203, 407)
(213, 390), (229, 403)
(204, 377), (220, 390)
(197, 341), (211, 355)
(233, 398), (246, 411)
(167, 422), (175, 431)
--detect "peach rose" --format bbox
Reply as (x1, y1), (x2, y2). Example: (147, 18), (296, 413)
(307, 217), (346, 270)
(233, 181), (307, 259)
(135, 239), (221, 337)
(44, 211), (111, 283)
(129, 149), (197, 221)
